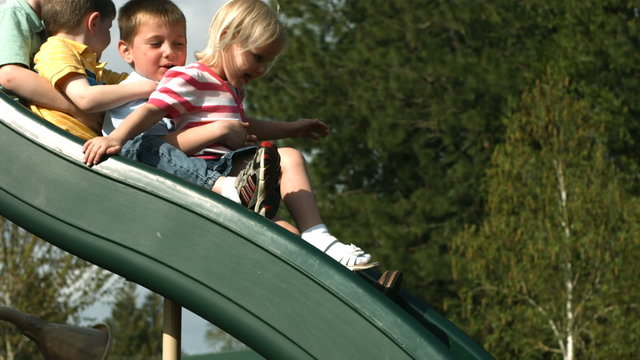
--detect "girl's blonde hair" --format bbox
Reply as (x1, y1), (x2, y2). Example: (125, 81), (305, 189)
(196, 0), (287, 67)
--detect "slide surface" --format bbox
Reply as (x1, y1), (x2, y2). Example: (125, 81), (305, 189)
(0, 93), (493, 359)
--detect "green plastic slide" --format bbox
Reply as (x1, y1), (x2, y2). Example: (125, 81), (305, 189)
(0, 92), (493, 359)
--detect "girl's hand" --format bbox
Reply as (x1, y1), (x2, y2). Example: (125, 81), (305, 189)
(291, 118), (329, 140)
(218, 120), (257, 148)
(82, 136), (125, 166)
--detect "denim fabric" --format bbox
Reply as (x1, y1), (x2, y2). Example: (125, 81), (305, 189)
(120, 134), (256, 189)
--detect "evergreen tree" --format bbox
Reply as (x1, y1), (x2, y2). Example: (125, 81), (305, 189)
(248, 0), (640, 310)
(451, 71), (640, 359)
(105, 283), (163, 360)
(205, 324), (246, 353)
(0, 218), (112, 360)
(252, 0), (538, 305)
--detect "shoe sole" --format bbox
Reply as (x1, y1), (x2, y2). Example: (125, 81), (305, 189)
(347, 261), (380, 271)
(254, 145), (280, 219)
(254, 147), (267, 216)
(377, 270), (403, 294)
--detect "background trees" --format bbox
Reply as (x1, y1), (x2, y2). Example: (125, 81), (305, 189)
(204, 324), (246, 353)
(451, 71), (640, 359)
(104, 283), (163, 359)
(247, 0), (640, 357)
(0, 217), (112, 360)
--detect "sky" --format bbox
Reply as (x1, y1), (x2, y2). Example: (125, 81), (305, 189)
(86, 0), (230, 356)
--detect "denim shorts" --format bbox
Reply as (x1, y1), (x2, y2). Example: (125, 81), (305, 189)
(120, 134), (256, 189)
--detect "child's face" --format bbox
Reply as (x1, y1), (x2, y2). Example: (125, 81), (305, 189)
(217, 38), (285, 88)
(118, 20), (187, 81)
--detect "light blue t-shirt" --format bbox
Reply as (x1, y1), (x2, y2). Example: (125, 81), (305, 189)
(102, 71), (174, 136)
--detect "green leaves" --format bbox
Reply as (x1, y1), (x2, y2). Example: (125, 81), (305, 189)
(453, 70), (640, 358)
(104, 283), (163, 359)
(0, 217), (113, 359)
(248, 1), (640, 356)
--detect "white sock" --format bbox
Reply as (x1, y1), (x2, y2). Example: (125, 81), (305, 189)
(301, 224), (332, 249)
(301, 224), (371, 266)
(220, 176), (241, 204)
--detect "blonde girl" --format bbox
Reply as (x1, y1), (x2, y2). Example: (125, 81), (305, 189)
(83, 0), (377, 270)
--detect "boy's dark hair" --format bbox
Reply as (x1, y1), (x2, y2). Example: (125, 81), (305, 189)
(118, 0), (186, 44)
(42, 0), (116, 35)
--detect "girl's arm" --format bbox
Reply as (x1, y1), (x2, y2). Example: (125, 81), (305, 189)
(248, 117), (329, 141)
(61, 73), (157, 113)
(161, 120), (253, 155)
(82, 103), (166, 165)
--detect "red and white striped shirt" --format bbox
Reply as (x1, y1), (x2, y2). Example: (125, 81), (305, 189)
(148, 62), (247, 160)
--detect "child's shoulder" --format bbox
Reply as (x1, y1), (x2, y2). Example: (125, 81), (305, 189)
(164, 62), (223, 84)
(0, 0), (35, 17)
(39, 36), (85, 54)
(0, 0), (44, 39)
(121, 71), (147, 84)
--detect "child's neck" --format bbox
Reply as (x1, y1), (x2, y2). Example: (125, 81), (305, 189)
(53, 31), (91, 48)
(26, 0), (44, 16)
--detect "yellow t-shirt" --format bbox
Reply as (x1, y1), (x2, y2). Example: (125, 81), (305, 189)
(31, 36), (128, 140)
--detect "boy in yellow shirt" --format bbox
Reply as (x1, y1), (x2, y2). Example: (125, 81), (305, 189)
(30, 0), (156, 140)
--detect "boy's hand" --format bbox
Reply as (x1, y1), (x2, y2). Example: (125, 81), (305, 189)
(82, 136), (125, 166)
(137, 80), (159, 97)
(291, 118), (329, 140)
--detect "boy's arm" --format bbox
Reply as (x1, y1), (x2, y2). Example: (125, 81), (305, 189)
(0, 64), (102, 128)
(82, 103), (166, 165)
(0, 64), (74, 111)
(61, 73), (157, 113)
(248, 117), (329, 141)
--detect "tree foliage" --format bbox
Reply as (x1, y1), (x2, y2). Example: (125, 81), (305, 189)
(104, 283), (163, 360)
(451, 71), (640, 359)
(246, 0), (640, 355)
(205, 324), (247, 353)
(0, 218), (112, 360)
(249, 0), (640, 307)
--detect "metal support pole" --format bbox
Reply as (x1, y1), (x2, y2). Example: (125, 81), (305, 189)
(162, 298), (182, 360)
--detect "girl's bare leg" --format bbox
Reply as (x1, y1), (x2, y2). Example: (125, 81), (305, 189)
(278, 147), (322, 232)
(212, 148), (300, 234)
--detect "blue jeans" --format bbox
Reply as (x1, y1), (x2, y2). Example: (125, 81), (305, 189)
(120, 134), (255, 189)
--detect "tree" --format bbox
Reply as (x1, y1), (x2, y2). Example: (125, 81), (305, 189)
(104, 282), (163, 360)
(251, 0), (537, 305)
(0, 218), (112, 360)
(205, 324), (246, 353)
(451, 71), (640, 359)
(248, 0), (640, 312)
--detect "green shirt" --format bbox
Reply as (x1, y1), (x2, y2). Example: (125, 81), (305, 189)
(0, 0), (46, 98)
(0, 0), (45, 67)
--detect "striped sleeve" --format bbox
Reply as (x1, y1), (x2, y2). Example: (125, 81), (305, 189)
(147, 67), (196, 119)
(147, 64), (233, 119)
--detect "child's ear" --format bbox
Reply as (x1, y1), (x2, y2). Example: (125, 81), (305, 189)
(86, 12), (101, 33)
(118, 40), (134, 64)
(220, 29), (229, 42)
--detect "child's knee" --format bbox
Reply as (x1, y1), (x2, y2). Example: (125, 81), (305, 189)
(279, 147), (305, 167)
